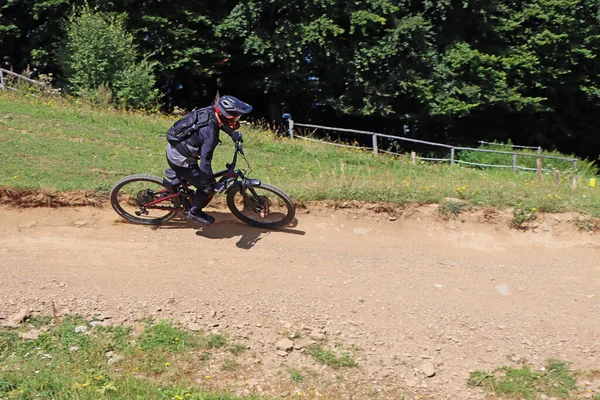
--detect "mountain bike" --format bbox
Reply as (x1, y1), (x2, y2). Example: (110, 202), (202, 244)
(109, 142), (295, 229)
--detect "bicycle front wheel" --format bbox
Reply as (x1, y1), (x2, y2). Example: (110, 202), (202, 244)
(110, 174), (179, 225)
(226, 182), (295, 229)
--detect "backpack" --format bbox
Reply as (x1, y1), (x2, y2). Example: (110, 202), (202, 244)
(166, 108), (210, 146)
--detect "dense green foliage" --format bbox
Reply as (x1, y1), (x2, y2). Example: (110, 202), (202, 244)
(60, 6), (158, 108)
(1, 0), (599, 159)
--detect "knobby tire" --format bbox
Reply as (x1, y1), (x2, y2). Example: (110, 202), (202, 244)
(226, 182), (295, 229)
(110, 174), (177, 225)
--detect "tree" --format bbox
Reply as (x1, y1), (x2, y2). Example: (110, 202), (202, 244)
(3, 0), (600, 158)
(111, 0), (223, 108)
(1, 0), (86, 73)
(215, 0), (345, 120)
(492, 0), (600, 153)
(60, 5), (158, 108)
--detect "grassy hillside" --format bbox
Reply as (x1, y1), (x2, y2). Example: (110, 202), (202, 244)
(1, 91), (600, 217)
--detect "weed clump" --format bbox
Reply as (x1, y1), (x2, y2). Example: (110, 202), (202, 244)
(139, 320), (193, 352)
(511, 204), (537, 229)
(438, 198), (471, 220)
(308, 344), (357, 369)
(468, 359), (578, 399)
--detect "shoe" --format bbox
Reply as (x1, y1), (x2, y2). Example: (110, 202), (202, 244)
(187, 210), (215, 226)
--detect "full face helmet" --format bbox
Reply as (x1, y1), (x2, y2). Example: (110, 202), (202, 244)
(215, 95), (253, 130)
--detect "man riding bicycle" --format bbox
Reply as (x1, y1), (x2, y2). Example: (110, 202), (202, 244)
(165, 95), (252, 225)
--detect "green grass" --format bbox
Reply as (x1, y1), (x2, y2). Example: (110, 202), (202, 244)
(220, 358), (239, 372)
(456, 140), (598, 177)
(308, 344), (357, 369)
(0, 316), (263, 400)
(3, 91), (600, 217)
(207, 334), (227, 349)
(286, 367), (305, 382)
(26, 315), (53, 328)
(138, 320), (193, 352)
(227, 344), (248, 356)
(468, 359), (579, 399)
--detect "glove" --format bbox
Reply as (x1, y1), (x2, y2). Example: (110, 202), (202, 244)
(230, 131), (243, 143)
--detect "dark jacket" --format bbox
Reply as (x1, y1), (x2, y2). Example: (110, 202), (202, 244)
(165, 106), (220, 177)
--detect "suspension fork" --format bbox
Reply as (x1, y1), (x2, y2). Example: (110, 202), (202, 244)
(242, 178), (261, 195)
(224, 178), (261, 197)
(240, 179), (264, 208)
(233, 180), (260, 204)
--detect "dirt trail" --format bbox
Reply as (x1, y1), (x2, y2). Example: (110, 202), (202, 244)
(1, 204), (599, 399)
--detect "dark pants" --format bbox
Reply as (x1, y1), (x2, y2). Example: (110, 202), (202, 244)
(167, 160), (214, 210)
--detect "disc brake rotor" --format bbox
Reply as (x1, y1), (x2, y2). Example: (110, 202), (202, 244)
(244, 195), (271, 215)
(136, 189), (155, 206)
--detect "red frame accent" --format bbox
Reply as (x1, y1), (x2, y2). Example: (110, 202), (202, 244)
(143, 192), (180, 208)
(141, 188), (187, 211)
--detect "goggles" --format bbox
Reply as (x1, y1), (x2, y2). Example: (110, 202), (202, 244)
(228, 114), (242, 123)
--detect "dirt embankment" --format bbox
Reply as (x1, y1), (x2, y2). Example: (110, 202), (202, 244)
(1, 200), (599, 399)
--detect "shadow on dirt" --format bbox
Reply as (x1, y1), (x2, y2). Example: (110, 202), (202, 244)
(150, 211), (305, 250)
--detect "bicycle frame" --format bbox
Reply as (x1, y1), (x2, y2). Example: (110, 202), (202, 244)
(112, 139), (295, 227)
(141, 142), (252, 213)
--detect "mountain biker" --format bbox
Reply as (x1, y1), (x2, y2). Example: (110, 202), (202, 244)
(165, 95), (252, 225)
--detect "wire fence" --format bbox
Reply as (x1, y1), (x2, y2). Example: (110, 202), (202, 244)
(283, 118), (579, 176)
(478, 140), (541, 152)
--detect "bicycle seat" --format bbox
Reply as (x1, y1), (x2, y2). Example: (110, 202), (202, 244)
(165, 169), (177, 180)
(164, 169), (187, 189)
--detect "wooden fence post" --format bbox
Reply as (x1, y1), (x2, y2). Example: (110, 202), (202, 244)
(536, 158), (543, 182)
(289, 119), (294, 139)
(570, 160), (578, 188)
(450, 148), (455, 166)
(512, 153), (517, 172)
(554, 170), (560, 184)
(372, 134), (378, 155)
(411, 151), (416, 165)
(0, 69), (4, 91)
(570, 172), (577, 188)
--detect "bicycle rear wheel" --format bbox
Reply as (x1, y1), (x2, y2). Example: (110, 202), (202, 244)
(110, 174), (179, 225)
(226, 182), (295, 229)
